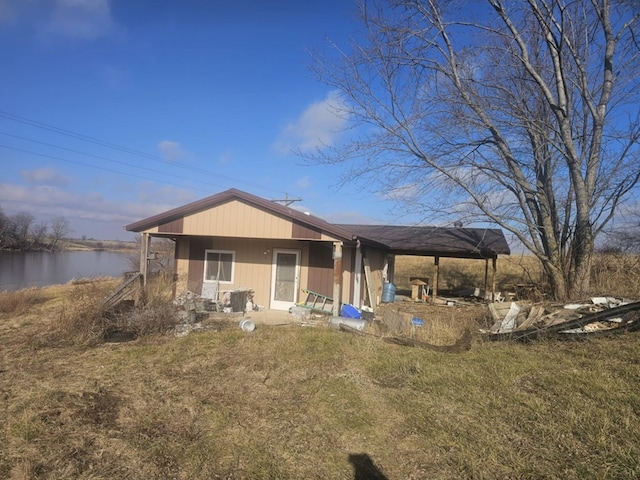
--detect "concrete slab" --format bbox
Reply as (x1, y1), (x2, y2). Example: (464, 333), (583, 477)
(243, 309), (295, 326)
(242, 309), (333, 327)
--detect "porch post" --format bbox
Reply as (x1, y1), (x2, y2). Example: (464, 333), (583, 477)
(432, 256), (440, 303)
(332, 242), (343, 316)
(139, 233), (150, 287)
(353, 242), (362, 308)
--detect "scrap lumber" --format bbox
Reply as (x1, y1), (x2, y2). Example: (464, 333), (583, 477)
(362, 257), (375, 309)
(103, 272), (142, 311)
(487, 300), (640, 341)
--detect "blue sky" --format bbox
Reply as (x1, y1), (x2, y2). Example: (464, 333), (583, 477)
(0, 0), (403, 240)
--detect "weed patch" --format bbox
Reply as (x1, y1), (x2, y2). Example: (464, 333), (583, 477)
(3, 282), (640, 478)
(0, 288), (47, 316)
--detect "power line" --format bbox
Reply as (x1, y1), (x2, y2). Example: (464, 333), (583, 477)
(0, 109), (286, 195)
(0, 144), (216, 195)
(0, 131), (211, 186)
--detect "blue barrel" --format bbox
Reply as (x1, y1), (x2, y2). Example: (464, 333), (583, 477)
(340, 304), (361, 319)
(381, 283), (396, 303)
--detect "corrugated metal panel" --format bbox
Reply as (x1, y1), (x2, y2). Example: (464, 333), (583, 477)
(341, 246), (353, 305)
(337, 224), (510, 257)
(187, 237), (211, 293)
(292, 220), (322, 239)
(125, 188), (356, 242)
(307, 242), (333, 297)
(182, 200), (293, 238)
(175, 238), (190, 294)
(187, 237), (310, 308)
(159, 217), (183, 234)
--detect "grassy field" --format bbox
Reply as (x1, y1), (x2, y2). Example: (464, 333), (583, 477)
(394, 253), (640, 299)
(1, 277), (640, 479)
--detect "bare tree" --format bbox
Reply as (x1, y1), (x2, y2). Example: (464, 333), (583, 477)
(30, 221), (48, 249)
(11, 212), (35, 251)
(49, 216), (72, 252)
(311, 0), (640, 300)
(0, 207), (11, 250)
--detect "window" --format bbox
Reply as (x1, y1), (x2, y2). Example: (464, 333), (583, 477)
(204, 250), (234, 283)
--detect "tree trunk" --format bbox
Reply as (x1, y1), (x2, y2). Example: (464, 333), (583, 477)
(541, 259), (568, 301)
(568, 221), (594, 300)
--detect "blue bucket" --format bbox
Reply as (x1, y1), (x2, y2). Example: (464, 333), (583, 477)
(381, 283), (396, 303)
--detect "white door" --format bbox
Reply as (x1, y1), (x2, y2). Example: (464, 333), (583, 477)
(270, 249), (300, 310)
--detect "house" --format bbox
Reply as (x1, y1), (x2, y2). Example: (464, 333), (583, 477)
(125, 189), (510, 314)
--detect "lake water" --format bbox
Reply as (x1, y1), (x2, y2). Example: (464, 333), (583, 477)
(0, 250), (134, 291)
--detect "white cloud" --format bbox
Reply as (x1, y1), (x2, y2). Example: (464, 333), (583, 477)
(158, 140), (186, 162)
(218, 149), (233, 164)
(44, 0), (113, 40)
(0, 180), (197, 240)
(20, 166), (70, 186)
(296, 176), (310, 189)
(273, 90), (348, 154)
(137, 184), (196, 206)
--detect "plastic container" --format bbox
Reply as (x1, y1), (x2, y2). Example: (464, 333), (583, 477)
(340, 304), (361, 319)
(239, 319), (255, 332)
(381, 283), (396, 303)
(330, 317), (367, 331)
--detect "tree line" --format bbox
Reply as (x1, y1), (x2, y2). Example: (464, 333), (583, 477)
(0, 206), (72, 252)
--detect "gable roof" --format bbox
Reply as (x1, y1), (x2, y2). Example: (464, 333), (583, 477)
(337, 224), (511, 258)
(125, 188), (510, 258)
(125, 188), (358, 242)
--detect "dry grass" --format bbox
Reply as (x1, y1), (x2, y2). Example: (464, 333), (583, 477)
(43, 274), (180, 347)
(2, 281), (640, 479)
(395, 253), (640, 299)
(591, 253), (640, 298)
(0, 288), (48, 316)
(394, 254), (543, 293)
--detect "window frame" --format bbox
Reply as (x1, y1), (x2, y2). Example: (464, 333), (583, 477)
(203, 249), (235, 284)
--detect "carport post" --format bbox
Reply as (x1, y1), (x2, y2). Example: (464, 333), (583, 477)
(491, 257), (497, 300)
(332, 242), (343, 316)
(484, 259), (489, 300)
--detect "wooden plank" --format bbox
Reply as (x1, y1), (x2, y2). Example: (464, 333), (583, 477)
(103, 272), (142, 310)
(362, 257), (375, 308)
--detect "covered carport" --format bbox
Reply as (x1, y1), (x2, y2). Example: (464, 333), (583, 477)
(341, 225), (511, 302)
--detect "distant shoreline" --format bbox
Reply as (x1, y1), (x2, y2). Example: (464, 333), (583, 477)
(0, 239), (138, 254)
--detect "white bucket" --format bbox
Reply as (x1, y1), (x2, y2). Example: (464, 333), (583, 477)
(239, 319), (255, 332)
(329, 317), (367, 331)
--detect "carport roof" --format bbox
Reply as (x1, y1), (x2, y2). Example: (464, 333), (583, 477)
(337, 224), (511, 259)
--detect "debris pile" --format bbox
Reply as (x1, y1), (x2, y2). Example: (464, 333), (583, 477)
(483, 297), (640, 341)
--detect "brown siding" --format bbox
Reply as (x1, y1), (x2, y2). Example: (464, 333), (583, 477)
(187, 237), (212, 293)
(159, 217), (183, 233)
(180, 237), (311, 307)
(307, 241), (333, 297)
(292, 221), (321, 239)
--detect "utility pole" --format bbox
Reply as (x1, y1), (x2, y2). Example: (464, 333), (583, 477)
(271, 193), (302, 207)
